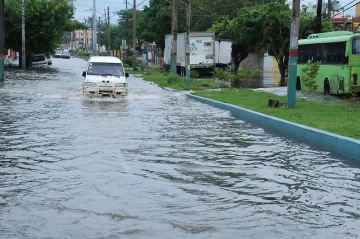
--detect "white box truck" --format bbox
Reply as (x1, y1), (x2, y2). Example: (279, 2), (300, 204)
(164, 32), (215, 74)
(215, 39), (232, 68)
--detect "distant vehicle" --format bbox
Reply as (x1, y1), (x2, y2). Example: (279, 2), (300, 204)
(31, 54), (51, 67)
(61, 49), (70, 59)
(164, 32), (215, 74)
(54, 50), (62, 58)
(297, 31), (360, 95)
(82, 56), (129, 97)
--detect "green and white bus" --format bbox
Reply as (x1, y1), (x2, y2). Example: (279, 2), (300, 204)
(297, 31), (360, 95)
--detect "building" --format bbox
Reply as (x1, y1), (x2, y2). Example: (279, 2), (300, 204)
(60, 29), (94, 51)
(74, 29), (94, 51)
(301, 0), (341, 16)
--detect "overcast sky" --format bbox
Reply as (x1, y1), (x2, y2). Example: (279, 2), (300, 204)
(73, 0), (357, 22)
(73, 0), (149, 22)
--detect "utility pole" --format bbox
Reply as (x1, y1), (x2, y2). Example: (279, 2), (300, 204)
(133, 0), (137, 69)
(185, 0), (191, 85)
(70, 32), (73, 51)
(327, 0), (331, 18)
(84, 19), (88, 51)
(108, 6), (111, 56)
(0, 0), (4, 83)
(98, 16), (101, 53)
(170, 0), (178, 75)
(125, 0), (128, 9)
(22, 0), (26, 70)
(92, 0), (97, 55)
(287, 0), (300, 108)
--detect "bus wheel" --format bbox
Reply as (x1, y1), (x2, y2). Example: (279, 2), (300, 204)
(324, 80), (330, 95)
(296, 77), (301, 91)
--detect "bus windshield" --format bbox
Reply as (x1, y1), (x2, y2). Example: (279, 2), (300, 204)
(352, 38), (360, 55)
(87, 62), (125, 76)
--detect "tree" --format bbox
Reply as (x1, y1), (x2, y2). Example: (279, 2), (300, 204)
(4, 0), (74, 66)
(209, 1), (334, 86)
(141, 0), (186, 49)
(261, 1), (292, 86)
(191, 0), (277, 31)
(300, 13), (334, 39)
(301, 61), (320, 106)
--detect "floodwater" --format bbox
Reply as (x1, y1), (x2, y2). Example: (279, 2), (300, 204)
(0, 57), (360, 239)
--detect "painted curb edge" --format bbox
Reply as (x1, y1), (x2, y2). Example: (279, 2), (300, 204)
(187, 93), (360, 161)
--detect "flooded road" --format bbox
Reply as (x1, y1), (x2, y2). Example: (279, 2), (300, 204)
(1, 57), (360, 239)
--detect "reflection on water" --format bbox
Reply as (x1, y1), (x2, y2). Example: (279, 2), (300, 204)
(0, 57), (360, 238)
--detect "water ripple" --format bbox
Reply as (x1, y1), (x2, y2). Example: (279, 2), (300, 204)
(0, 58), (360, 238)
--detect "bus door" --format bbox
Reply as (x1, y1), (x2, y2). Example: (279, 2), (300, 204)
(351, 37), (360, 91)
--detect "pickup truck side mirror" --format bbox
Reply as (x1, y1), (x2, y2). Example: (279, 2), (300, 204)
(125, 73), (129, 78)
(82, 71), (86, 77)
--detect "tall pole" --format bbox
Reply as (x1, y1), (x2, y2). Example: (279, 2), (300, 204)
(108, 6), (111, 55)
(83, 18), (86, 50)
(98, 16), (101, 53)
(185, 0), (191, 85)
(0, 0), (4, 83)
(70, 32), (73, 51)
(287, 0), (300, 108)
(170, 0), (178, 75)
(92, 0), (97, 55)
(327, 0), (331, 18)
(132, 0), (137, 69)
(22, 0), (26, 70)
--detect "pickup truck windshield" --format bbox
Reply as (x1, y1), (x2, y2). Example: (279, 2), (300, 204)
(87, 62), (125, 76)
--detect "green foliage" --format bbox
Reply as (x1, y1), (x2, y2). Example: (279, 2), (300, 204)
(190, 70), (199, 80)
(4, 0), (74, 55)
(301, 61), (321, 106)
(299, 13), (334, 39)
(236, 67), (261, 88)
(167, 74), (181, 84)
(124, 56), (134, 67)
(209, 1), (335, 84)
(213, 68), (234, 90)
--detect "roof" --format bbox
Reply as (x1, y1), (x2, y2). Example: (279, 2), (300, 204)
(89, 56), (123, 64)
(299, 34), (360, 45)
(165, 32), (215, 37)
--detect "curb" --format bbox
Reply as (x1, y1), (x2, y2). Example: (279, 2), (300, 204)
(159, 86), (189, 93)
(187, 93), (360, 161)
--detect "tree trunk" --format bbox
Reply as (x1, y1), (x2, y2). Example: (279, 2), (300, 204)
(231, 44), (248, 73)
(231, 44), (248, 88)
(277, 54), (288, 86)
(315, 0), (322, 33)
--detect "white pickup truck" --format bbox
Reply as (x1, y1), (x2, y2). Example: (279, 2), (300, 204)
(82, 56), (129, 97)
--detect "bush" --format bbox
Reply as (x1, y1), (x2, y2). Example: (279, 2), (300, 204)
(150, 64), (162, 72)
(167, 74), (181, 84)
(190, 70), (199, 79)
(301, 61), (321, 106)
(236, 67), (261, 88)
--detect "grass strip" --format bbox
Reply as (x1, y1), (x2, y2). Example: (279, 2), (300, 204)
(132, 70), (360, 140)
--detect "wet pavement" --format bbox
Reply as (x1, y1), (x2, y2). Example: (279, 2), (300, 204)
(1, 57), (360, 239)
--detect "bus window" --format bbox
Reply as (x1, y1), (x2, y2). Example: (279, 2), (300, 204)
(352, 38), (360, 55)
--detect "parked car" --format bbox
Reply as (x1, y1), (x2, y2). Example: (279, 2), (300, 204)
(54, 50), (62, 58)
(61, 49), (70, 59)
(31, 54), (52, 67)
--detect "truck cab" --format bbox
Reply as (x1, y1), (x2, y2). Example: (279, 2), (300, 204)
(82, 56), (129, 97)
